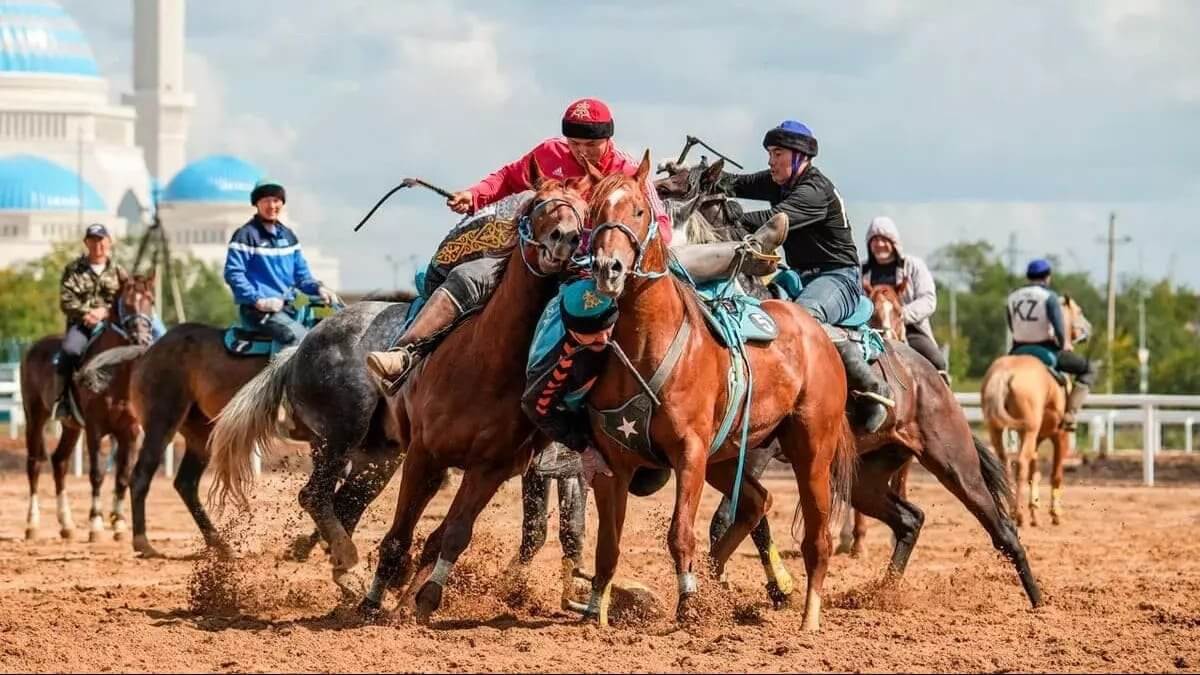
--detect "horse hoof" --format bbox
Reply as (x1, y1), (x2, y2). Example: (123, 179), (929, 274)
(675, 593), (700, 625)
(414, 582), (443, 623)
(834, 541), (853, 556)
(333, 569), (368, 598)
(356, 596), (383, 621)
(113, 530), (125, 542)
(329, 537), (360, 572)
(60, 528), (74, 541)
(1051, 513), (1062, 526)
(850, 544), (865, 559)
(88, 530), (100, 543)
(24, 528), (36, 542)
(766, 581), (792, 610)
(132, 535), (163, 559)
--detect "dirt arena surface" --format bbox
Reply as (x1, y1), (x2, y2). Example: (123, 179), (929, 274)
(1, 453), (1199, 673)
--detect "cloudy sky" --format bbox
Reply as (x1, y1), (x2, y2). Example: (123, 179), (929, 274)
(62, 0), (1199, 292)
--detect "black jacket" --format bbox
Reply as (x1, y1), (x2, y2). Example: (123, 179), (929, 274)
(719, 165), (859, 271)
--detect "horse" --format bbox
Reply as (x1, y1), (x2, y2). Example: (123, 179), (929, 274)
(981, 295), (1089, 527)
(833, 280), (911, 556)
(586, 151), (856, 632)
(19, 273), (158, 542)
(212, 165), (591, 621)
(655, 160), (1043, 610)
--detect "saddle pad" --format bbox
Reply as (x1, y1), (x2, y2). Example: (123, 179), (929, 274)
(694, 280), (778, 345)
(223, 327), (274, 356)
(1011, 345), (1068, 386)
(822, 324), (886, 364)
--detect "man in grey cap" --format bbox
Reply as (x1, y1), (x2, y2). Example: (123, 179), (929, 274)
(53, 224), (128, 417)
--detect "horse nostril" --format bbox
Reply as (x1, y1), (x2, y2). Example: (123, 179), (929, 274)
(550, 229), (561, 242)
(610, 259), (624, 275)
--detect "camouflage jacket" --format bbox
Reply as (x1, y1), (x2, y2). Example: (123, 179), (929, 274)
(59, 255), (128, 325)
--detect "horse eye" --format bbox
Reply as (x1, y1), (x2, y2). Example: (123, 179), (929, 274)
(635, 208), (645, 218)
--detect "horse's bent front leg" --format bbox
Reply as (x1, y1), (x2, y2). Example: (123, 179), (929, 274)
(586, 469), (630, 627)
(413, 464), (512, 623)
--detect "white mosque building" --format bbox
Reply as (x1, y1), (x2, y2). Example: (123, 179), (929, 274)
(0, 0), (340, 287)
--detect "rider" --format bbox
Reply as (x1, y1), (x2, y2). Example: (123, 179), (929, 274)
(860, 215), (949, 380)
(717, 120), (894, 432)
(1007, 259), (1096, 431)
(55, 224), (166, 417)
(223, 179), (334, 347)
(365, 97), (675, 386)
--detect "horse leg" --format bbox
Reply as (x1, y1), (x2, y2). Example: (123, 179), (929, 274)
(1016, 429), (1040, 527)
(666, 441), (709, 625)
(777, 419), (837, 632)
(704, 461), (789, 604)
(1049, 430), (1068, 525)
(130, 399), (187, 558)
(49, 424), (82, 540)
(850, 447), (923, 580)
(359, 448), (444, 617)
(555, 473), (589, 610)
(85, 426), (106, 543)
(24, 405), (48, 541)
(585, 471), (630, 627)
(109, 427), (136, 541)
(323, 448), (404, 594)
(176, 416), (229, 556)
(298, 439), (357, 575)
(918, 432), (1044, 608)
(413, 464), (512, 623)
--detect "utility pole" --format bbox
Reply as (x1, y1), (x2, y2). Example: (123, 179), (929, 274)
(1100, 212), (1133, 394)
(1004, 231), (1021, 276)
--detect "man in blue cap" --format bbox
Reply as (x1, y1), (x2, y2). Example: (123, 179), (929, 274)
(223, 179), (336, 347)
(717, 120), (894, 432)
(1007, 258), (1096, 429)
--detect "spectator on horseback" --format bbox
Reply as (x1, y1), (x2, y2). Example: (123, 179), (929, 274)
(717, 120), (894, 432)
(223, 179), (334, 348)
(1007, 259), (1097, 430)
(860, 215), (949, 380)
(55, 224), (129, 416)
(367, 97), (670, 386)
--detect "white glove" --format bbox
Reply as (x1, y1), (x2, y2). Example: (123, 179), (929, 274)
(317, 285), (338, 306)
(255, 297), (285, 313)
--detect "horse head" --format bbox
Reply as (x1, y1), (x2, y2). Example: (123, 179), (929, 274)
(117, 271), (158, 346)
(865, 281), (906, 341)
(1060, 294), (1091, 347)
(654, 158), (743, 246)
(589, 149), (658, 299)
(520, 156), (589, 275)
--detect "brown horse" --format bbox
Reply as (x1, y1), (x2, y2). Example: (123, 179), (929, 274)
(266, 168), (590, 621)
(836, 281), (911, 556)
(20, 273), (158, 542)
(981, 296), (1089, 527)
(586, 152), (856, 631)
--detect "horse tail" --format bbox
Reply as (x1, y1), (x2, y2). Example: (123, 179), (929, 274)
(974, 432), (1016, 518)
(982, 367), (1021, 430)
(208, 346), (299, 512)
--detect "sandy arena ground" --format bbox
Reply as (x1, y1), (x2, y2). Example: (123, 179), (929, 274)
(1, 448), (1199, 673)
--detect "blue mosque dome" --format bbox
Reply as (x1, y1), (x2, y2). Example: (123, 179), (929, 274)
(162, 155), (265, 203)
(0, 154), (105, 211)
(0, 1), (100, 77)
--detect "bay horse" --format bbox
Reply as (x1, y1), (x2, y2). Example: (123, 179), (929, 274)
(655, 160), (1043, 610)
(981, 296), (1089, 527)
(20, 273), (157, 542)
(213, 166), (590, 621)
(587, 151), (856, 632)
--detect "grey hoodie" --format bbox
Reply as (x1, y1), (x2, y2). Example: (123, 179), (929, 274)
(860, 216), (938, 337)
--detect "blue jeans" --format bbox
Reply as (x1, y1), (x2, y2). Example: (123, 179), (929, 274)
(238, 304), (308, 347)
(793, 265), (862, 325)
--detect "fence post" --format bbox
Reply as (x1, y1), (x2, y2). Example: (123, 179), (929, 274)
(1091, 414), (1103, 456)
(1106, 411), (1116, 456)
(1142, 403), (1155, 486)
(1186, 417), (1194, 454)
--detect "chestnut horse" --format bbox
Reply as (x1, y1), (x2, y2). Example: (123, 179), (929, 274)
(836, 281), (911, 556)
(586, 152), (856, 632)
(20, 273), (158, 542)
(657, 159), (1042, 610)
(981, 296), (1089, 527)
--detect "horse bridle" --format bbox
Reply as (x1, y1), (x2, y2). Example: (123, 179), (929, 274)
(588, 180), (669, 280)
(516, 193), (585, 277)
(110, 295), (155, 344)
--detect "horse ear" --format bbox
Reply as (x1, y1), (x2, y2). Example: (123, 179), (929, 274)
(527, 155), (545, 189)
(699, 158), (725, 193)
(635, 149), (652, 185)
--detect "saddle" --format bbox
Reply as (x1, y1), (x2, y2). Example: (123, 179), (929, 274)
(768, 268), (886, 363)
(1012, 344), (1069, 387)
(222, 302), (336, 356)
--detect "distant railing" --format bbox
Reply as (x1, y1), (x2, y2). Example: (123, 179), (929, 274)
(957, 393), (1200, 486)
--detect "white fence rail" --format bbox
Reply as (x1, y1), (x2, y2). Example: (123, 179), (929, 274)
(957, 393), (1200, 486)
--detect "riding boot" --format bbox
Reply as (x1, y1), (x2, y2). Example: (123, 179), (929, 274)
(673, 212), (789, 282)
(834, 338), (895, 434)
(365, 288), (462, 389)
(52, 352), (77, 420)
(1061, 383), (1090, 432)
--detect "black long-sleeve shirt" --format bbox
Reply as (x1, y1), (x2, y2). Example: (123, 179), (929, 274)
(719, 165), (860, 271)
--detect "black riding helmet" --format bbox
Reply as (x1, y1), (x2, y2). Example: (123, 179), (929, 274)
(250, 178), (286, 205)
(762, 120), (818, 158)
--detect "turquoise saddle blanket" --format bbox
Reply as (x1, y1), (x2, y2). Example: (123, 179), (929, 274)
(769, 268), (885, 363)
(222, 302), (337, 357)
(1011, 344), (1068, 386)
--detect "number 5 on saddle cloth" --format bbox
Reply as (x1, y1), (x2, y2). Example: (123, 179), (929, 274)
(521, 264), (886, 466)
